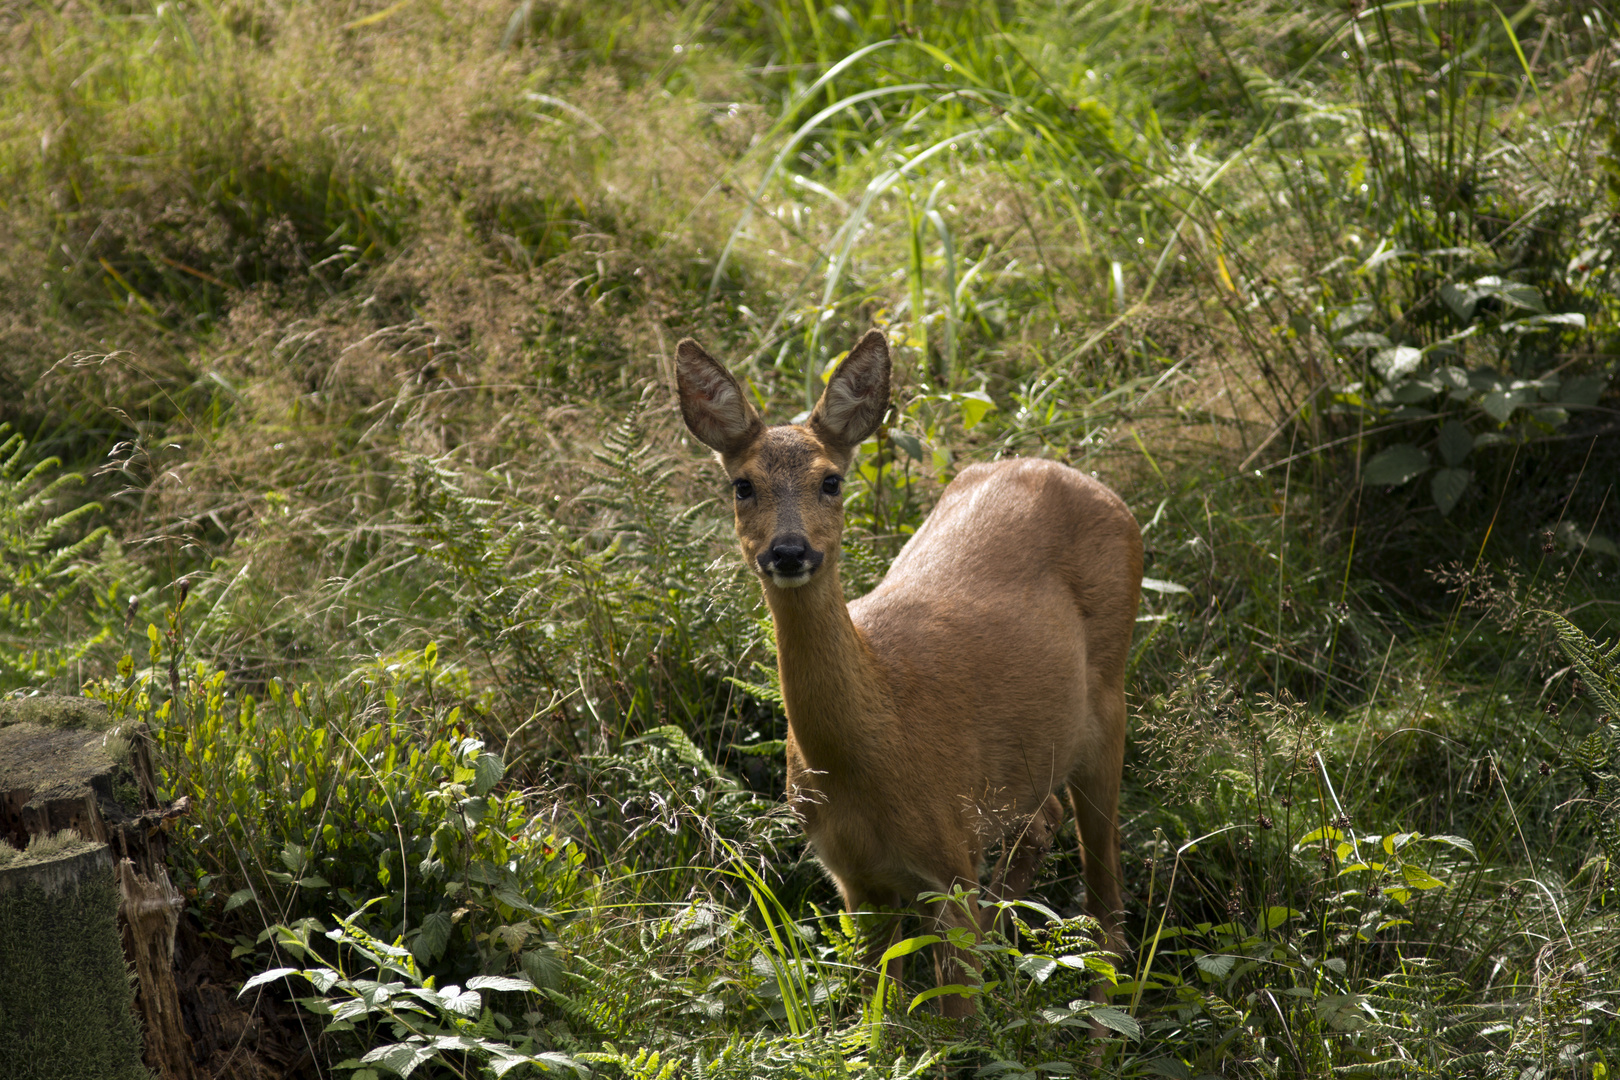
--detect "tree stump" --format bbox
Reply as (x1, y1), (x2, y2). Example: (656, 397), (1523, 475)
(0, 696), (199, 1080)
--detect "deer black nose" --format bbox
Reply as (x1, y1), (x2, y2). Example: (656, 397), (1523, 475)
(765, 537), (807, 573)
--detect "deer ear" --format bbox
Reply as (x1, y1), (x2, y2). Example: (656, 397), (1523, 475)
(810, 329), (890, 452)
(675, 339), (763, 456)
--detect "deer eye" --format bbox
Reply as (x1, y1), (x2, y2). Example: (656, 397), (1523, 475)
(821, 475), (842, 496)
(733, 478), (755, 500)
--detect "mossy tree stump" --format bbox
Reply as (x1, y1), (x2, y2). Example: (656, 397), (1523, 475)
(0, 697), (199, 1080)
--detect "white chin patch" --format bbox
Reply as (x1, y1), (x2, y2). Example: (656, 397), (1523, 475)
(770, 570), (813, 589)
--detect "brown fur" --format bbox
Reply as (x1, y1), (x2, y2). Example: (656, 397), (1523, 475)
(675, 330), (1143, 1016)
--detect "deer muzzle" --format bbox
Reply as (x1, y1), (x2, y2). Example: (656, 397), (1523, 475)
(758, 534), (823, 588)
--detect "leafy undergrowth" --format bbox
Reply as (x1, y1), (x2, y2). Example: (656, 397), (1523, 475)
(3, 0), (1619, 1077)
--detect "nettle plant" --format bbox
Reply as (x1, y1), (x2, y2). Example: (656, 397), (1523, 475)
(1325, 256), (1608, 517)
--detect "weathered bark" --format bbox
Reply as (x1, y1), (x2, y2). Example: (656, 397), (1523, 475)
(0, 698), (199, 1080)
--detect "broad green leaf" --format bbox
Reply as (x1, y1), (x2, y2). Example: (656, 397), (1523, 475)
(224, 888), (255, 913)
(908, 981), (991, 1011)
(1263, 906), (1299, 929)
(956, 390), (996, 430)
(240, 967), (300, 993)
(880, 933), (942, 964)
(494, 886), (543, 915)
(466, 974), (537, 993)
(1436, 365), (1470, 391)
(1373, 346), (1424, 381)
(725, 737), (787, 756)
(360, 1041), (436, 1078)
(1471, 275), (1547, 313)
(1402, 864), (1445, 889)
(1363, 444), (1429, 486)
(473, 752), (504, 797)
(439, 986), (481, 1017)
(1084, 1005), (1142, 1039)
(1482, 387), (1529, 421)
(520, 947), (564, 990)
(1429, 834), (1477, 858)
(889, 431), (924, 462)
(1019, 954), (1059, 982)
(1194, 952), (1235, 977)
(459, 796), (489, 826)
(1298, 826), (1345, 844)
(1331, 303), (1375, 332)
(412, 911), (452, 964)
(1440, 282), (1476, 322)
(1559, 375), (1607, 407)
(1431, 468), (1470, 516)
(499, 1052), (581, 1077)
(1505, 311), (1585, 329)
(1437, 420), (1474, 467)
(1337, 331), (1391, 349)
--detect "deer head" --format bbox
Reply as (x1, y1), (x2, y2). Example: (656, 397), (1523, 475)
(675, 330), (890, 590)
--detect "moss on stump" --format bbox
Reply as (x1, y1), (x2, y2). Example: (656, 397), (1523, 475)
(0, 833), (150, 1079)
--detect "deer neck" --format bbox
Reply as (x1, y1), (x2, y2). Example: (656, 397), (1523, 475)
(764, 563), (887, 771)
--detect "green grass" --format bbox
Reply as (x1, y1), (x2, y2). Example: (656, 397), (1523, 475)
(2, 0), (1618, 1077)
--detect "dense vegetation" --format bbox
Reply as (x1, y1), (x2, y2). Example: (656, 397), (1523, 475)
(2, 0), (1618, 1076)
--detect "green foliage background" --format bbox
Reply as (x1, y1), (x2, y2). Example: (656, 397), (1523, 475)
(0, 0), (1617, 1076)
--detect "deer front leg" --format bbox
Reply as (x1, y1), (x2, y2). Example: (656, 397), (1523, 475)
(923, 866), (993, 1019)
(843, 886), (905, 1006)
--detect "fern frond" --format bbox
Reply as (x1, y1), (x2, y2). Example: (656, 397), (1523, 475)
(1545, 612), (1620, 716)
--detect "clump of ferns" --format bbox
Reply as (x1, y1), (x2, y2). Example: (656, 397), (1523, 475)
(584, 724), (798, 896)
(0, 423), (126, 688)
(403, 389), (753, 760)
(1548, 613), (1620, 905)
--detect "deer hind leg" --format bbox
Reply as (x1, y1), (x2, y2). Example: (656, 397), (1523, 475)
(981, 793), (1065, 937)
(1068, 687), (1127, 965)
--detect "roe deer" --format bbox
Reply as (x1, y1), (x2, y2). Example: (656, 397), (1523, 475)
(675, 328), (1142, 1015)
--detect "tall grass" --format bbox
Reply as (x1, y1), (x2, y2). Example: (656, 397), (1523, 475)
(1, 0), (1616, 1077)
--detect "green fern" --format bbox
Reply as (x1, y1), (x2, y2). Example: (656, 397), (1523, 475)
(1547, 613), (1620, 718)
(405, 455), (569, 696)
(0, 426), (122, 688)
(1544, 615), (1620, 881)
